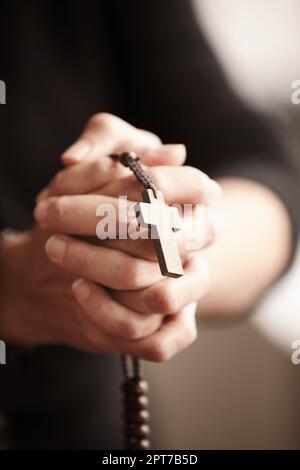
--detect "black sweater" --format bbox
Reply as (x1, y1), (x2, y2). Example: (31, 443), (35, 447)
(0, 0), (299, 449)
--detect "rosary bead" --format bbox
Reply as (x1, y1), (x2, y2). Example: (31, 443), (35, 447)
(126, 437), (151, 450)
(125, 423), (151, 439)
(121, 379), (149, 395)
(123, 394), (149, 410)
(124, 409), (150, 424)
(139, 438), (151, 450)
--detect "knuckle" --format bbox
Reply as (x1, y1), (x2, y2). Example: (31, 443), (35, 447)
(68, 243), (94, 275)
(140, 241), (156, 261)
(148, 284), (178, 314)
(182, 320), (198, 347)
(73, 309), (98, 345)
(50, 171), (64, 193)
(88, 112), (116, 130)
(147, 340), (172, 363)
(139, 129), (162, 147)
(93, 159), (103, 174)
(109, 271), (126, 291)
(149, 134), (162, 147)
(118, 318), (142, 341)
(64, 240), (94, 276)
(184, 166), (211, 194)
(48, 196), (70, 226)
(144, 244), (157, 261)
(185, 165), (208, 183)
(83, 328), (104, 352)
(91, 159), (106, 183)
(122, 259), (144, 290)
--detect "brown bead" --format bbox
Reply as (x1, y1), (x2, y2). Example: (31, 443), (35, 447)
(126, 423), (151, 439)
(126, 437), (151, 450)
(122, 379), (149, 395)
(139, 438), (151, 450)
(123, 394), (149, 410)
(124, 408), (150, 424)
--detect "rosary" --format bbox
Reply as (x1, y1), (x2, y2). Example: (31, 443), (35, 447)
(110, 152), (184, 450)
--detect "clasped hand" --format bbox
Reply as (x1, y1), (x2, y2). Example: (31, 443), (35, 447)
(0, 113), (222, 362)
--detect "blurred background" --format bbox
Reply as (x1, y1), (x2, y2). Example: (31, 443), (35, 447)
(147, 0), (300, 449)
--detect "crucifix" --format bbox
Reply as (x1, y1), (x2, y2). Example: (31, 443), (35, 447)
(134, 188), (183, 278)
(110, 151), (184, 450)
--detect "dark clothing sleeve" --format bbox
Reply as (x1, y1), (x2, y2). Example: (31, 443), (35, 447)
(105, 0), (300, 266)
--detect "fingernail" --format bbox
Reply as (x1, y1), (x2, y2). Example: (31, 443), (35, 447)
(34, 200), (49, 225)
(45, 235), (66, 262)
(62, 139), (91, 162)
(36, 187), (50, 203)
(72, 278), (91, 301)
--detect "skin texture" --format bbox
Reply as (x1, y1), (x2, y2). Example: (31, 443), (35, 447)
(0, 114), (221, 362)
(0, 113), (292, 360)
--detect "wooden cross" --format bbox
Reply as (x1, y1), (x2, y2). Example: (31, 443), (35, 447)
(134, 188), (183, 278)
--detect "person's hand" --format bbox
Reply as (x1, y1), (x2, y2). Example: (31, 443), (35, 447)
(0, 227), (203, 362)
(37, 112), (187, 202)
(0, 114), (221, 361)
(35, 112), (220, 358)
(36, 112), (222, 266)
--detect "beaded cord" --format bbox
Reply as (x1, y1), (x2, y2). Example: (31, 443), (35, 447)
(110, 152), (154, 450)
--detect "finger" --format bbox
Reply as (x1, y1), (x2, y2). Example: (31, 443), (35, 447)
(61, 113), (162, 165)
(34, 193), (222, 250)
(101, 206), (222, 260)
(122, 302), (198, 362)
(138, 143), (186, 166)
(36, 156), (129, 202)
(98, 165), (222, 205)
(112, 256), (209, 315)
(45, 234), (163, 290)
(75, 301), (197, 361)
(34, 194), (134, 235)
(72, 279), (163, 340)
(37, 144), (186, 202)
